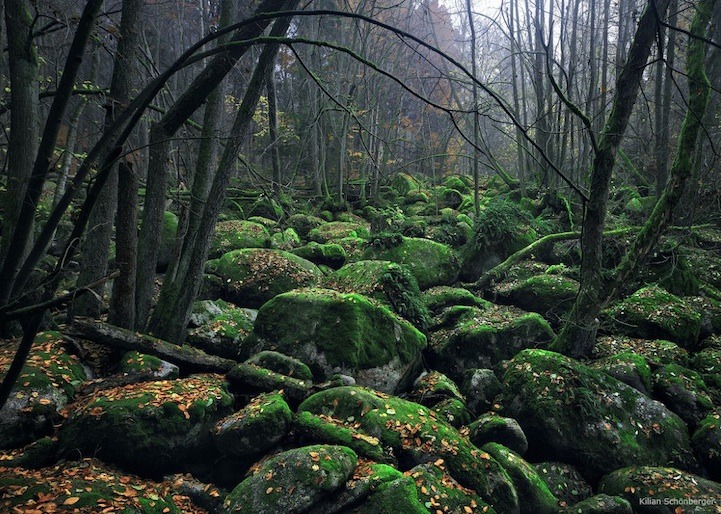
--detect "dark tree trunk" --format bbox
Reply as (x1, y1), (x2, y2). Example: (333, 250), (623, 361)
(553, 0), (672, 358)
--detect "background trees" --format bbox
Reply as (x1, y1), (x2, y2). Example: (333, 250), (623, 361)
(0, 0), (720, 407)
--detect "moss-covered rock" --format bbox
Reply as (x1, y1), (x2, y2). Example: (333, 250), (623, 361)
(212, 391), (292, 457)
(242, 288), (426, 393)
(461, 368), (503, 416)
(270, 227), (301, 251)
(410, 371), (464, 407)
(58, 374), (234, 477)
(294, 410), (394, 463)
(534, 462), (593, 506)
(221, 445), (358, 514)
(186, 301), (256, 359)
(119, 351), (179, 380)
(324, 260), (429, 330)
(691, 410), (721, 480)
(432, 398), (473, 428)
(593, 336), (688, 366)
(406, 461), (492, 514)
(589, 352), (652, 396)
(298, 386), (519, 513)
(291, 242), (347, 268)
(286, 213), (325, 238)
(157, 211), (179, 271)
(0, 332), (87, 449)
(460, 199), (537, 282)
(0, 436), (57, 469)
(561, 494), (632, 514)
(309, 221), (370, 243)
(352, 476), (430, 514)
(602, 285), (702, 349)
(469, 415), (528, 456)
(359, 236), (460, 290)
(245, 350), (313, 381)
(427, 305), (555, 383)
(482, 442), (559, 514)
(0, 458), (207, 513)
(423, 286), (489, 314)
(209, 219), (271, 258)
(205, 248), (323, 308)
(599, 466), (721, 513)
(501, 350), (697, 482)
(652, 364), (714, 428)
(391, 172), (422, 196)
(493, 273), (578, 327)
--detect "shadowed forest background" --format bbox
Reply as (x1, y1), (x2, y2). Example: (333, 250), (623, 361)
(1, 0), (721, 512)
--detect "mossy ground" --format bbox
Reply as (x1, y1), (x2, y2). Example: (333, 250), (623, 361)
(0, 458), (208, 513)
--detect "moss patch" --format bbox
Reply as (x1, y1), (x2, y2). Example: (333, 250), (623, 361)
(206, 248), (322, 308)
(209, 219), (271, 257)
(0, 458), (209, 513)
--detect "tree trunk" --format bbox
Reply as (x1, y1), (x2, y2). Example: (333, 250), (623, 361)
(553, 0), (672, 358)
(148, 8), (298, 344)
(1, 0), (39, 265)
(267, 63), (282, 196)
(73, 0), (143, 318)
(135, 0), (295, 330)
(109, 162), (138, 329)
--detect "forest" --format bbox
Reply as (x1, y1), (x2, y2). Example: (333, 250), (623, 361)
(1, 0), (721, 512)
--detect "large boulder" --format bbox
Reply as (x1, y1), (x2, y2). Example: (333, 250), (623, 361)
(187, 299), (256, 359)
(460, 199), (537, 282)
(58, 374), (234, 477)
(599, 467), (721, 513)
(493, 273), (578, 326)
(652, 363), (714, 428)
(299, 386), (519, 513)
(205, 248), (323, 308)
(602, 285), (702, 349)
(209, 219), (271, 257)
(0, 332), (87, 449)
(309, 221), (370, 243)
(221, 445), (357, 514)
(501, 350), (697, 481)
(359, 236), (460, 289)
(692, 410), (721, 480)
(0, 458), (207, 513)
(242, 288), (427, 393)
(427, 305), (555, 383)
(324, 260), (429, 330)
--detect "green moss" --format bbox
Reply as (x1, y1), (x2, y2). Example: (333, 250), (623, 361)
(359, 236), (460, 290)
(602, 285), (702, 348)
(423, 286), (490, 314)
(588, 351), (652, 394)
(599, 466), (721, 511)
(593, 336), (689, 366)
(494, 273), (578, 326)
(309, 221), (370, 243)
(534, 462), (593, 506)
(294, 411), (393, 463)
(206, 248), (322, 308)
(209, 219), (271, 257)
(286, 213), (325, 237)
(427, 305), (555, 382)
(460, 198), (537, 281)
(501, 350), (697, 482)
(119, 351), (166, 374)
(212, 391), (292, 457)
(692, 411), (721, 480)
(298, 386), (518, 512)
(408, 462), (492, 514)
(482, 442), (559, 514)
(431, 398), (472, 428)
(221, 445), (358, 514)
(291, 242), (347, 268)
(270, 227), (301, 251)
(245, 288), (426, 383)
(58, 375), (234, 477)
(354, 476), (430, 514)
(324, 260), (429, 330)
(245, 350), (313, 381)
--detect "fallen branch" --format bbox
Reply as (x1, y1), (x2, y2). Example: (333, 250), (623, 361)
(65, 318), (237, 374)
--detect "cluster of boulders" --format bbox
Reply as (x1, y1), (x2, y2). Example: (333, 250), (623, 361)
(2, 176), (721, 513)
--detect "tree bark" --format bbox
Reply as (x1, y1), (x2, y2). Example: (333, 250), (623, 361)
(148, 8), (299, 344)
(135, 0), (296, 330)
(553, 0), (672, 358)
(73, 0), (143, 318)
